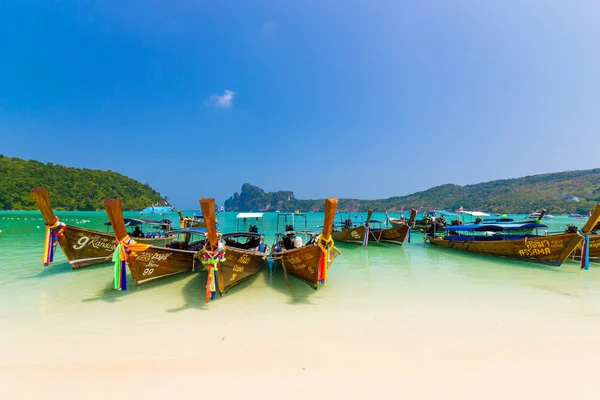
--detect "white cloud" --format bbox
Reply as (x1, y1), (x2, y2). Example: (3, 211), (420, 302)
(205, 90), (236, 108)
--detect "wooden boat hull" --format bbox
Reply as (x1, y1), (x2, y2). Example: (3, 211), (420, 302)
(215, 246), (269, 294)
(428, 232), (584, 266)
(56, 226), (175, 269)
(387, 218), (405, 228)
(182, 220), (206, 229)
(58, 226), (116, 268)
(126, 245), (198, 285)
(125, 241), (269, 294)
(331, 225), (367, 245)
(569, 234), (600, 262)
(369, 225), (410, 245)
(272, 244), (341, 290)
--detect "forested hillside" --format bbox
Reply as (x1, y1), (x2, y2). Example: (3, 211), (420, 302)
(224, 169), (600, 213)
(0, 155), (166, 210)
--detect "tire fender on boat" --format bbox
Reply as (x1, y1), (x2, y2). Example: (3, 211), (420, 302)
(461, 241), (471, 250)
(448, 240), (455, 248)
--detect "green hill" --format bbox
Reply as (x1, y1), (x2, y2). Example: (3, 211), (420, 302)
(224, 169), (600, 213)
(0, 155), (166, 210)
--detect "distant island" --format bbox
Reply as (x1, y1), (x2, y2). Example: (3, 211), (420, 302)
(225, 169), (600, 214)
(0, 155), (166, 210)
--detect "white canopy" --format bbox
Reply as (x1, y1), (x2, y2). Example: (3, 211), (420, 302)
(236, 212), (264, 219)
(458, 210), (490, 217)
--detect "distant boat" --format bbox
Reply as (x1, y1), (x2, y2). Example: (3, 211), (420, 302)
(569, 213), (584, 219)
(425, 204), (600, 266)
(527, 212), (554, 219)
(177, 210), (206, 229)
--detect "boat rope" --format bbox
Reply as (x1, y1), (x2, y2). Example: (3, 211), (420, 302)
(112, 235), (151, 290)
(580, 232), (590, 270)
(372, 228), (383, 243)
(42, 216), (66, 267)
(199, 243), (226, 302)
(317, 234), (334, 285)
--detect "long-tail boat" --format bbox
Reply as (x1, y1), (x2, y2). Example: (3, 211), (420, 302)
(331, 210), (373, 245)
(368, 209), (417, 245)
(425, 204), (600, 266)
(177, 210), (206, 229)
(31, 188), (171, 269)
(196, 200), (270, 301)
(103, 198), (206, 288)
(271, 199), (341, 289)
(403, 209), (457, 230)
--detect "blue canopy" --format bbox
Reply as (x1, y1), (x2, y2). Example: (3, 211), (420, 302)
(443, 222), (547, 232)
(482, 217), (514, 223)
(139, 205), (175, 215)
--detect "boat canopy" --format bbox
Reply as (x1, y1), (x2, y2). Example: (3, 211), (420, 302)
(457, 210), (491, 217)
(139, 206), (175, 215)
(237, 212), (264, 219)
(482, 217), (514, 223)
(104, 218), (170, 227)
(443, 222), (547, 232)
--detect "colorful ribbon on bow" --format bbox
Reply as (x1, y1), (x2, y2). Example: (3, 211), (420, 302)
(200, 244), (226, 302)
(318, 235), (334, 285)
(363, 224), (370, 247)
(112, 235), (151, 290)
(581, 233), (590, 271)
(42, 217), (66, 266)
(406, 226), (411, 243)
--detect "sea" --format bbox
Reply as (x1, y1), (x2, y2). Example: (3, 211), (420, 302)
(1, 210), (600, 398)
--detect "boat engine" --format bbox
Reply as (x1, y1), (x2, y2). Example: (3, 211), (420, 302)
(565, 225), (578, 233)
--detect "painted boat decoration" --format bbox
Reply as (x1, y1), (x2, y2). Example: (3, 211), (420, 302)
(271, 199), (340, 290)
(31, 188), (174, 269)
(425, 204), (600, 266)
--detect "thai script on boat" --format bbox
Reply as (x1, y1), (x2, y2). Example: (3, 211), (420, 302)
(237, 254), (250, 265)
(232, 265), (245, 273)
(72, 235), (116, 251)
(350, 230), (360, 239)
(524, 239), (550, 249)
(383, 230), (401, 239)
(135, 251), (172, 262)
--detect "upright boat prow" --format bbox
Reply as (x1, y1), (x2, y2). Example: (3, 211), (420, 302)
(32, 187), (116, 268)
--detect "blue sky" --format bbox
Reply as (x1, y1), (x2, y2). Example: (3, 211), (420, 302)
(1, 1), (599, 209)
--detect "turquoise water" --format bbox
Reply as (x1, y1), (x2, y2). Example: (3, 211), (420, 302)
(1, 210), (600, 396)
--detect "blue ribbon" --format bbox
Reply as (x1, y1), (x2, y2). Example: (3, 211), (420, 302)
(581, 233), (590, 271)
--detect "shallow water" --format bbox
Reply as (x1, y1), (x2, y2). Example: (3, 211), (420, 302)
(1, 210), (599, 393)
